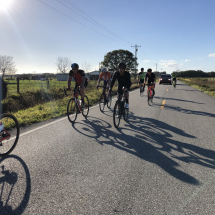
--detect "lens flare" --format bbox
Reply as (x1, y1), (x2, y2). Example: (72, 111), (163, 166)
(0, 0), (13, 11)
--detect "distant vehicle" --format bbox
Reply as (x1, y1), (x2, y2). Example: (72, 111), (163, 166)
(40, 78), (45, 81)
(159, 74), (172, 85)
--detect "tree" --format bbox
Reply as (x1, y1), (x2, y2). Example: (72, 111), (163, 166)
(0, 55), (17, 78)
(101, 49), (137, 73)
(56, 56), (71, 73)
(81, 62), (92, 73)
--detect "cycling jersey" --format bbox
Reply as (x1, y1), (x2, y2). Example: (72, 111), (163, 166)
(99, 72), (111, 81)
(69, 69), (87, 88)
(138, 72), (146, 80)
(145, 73), (156, 84)
(111, 71), (131, 95)
(172, 73), (177, 79)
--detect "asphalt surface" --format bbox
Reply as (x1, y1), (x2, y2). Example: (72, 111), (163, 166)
(1, 81), (215, 215)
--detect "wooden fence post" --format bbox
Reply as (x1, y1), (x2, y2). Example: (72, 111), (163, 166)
(17, 78), (20, 93)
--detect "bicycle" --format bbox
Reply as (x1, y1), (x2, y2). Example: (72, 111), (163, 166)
(64, 88), (89, 123)
(146, 83), (154, 106)
(139, 82), (145, 97)
(113, 88), (129, 128)
(97, 85), (112, 112)
(173, 80), (176, 89)
(0, 113), (20, 156)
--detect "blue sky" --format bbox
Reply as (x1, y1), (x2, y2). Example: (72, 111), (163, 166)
(0, 0), (215, 74)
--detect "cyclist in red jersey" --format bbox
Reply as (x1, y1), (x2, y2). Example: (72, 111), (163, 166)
(67, 63), (88, 108)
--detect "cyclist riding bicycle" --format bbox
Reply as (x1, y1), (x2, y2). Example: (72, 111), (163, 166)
(144, 68), (156, 99)
(96, 67), (111, 101)
(138, 68), (146, 92)
(67, 63), (88, 108)
(109, 62), (131, 109)
(172, 72), (177, 86)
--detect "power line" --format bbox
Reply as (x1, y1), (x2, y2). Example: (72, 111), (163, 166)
(59, 0), (134, 45)
(37, 0), (128, 45)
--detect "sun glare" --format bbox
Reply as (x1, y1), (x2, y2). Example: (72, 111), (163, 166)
(0, 0), (13, 11)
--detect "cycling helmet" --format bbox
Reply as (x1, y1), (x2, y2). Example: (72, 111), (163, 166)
(147, 68), (152, 72)
(101, 67), (107, 72)
(71, 63), (79, 70)
(141, 68), (144, 71)
(118, 62), (126, 69)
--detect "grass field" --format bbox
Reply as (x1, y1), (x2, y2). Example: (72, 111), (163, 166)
(2, 78), (140, 127)
(179, 77), (215, 98)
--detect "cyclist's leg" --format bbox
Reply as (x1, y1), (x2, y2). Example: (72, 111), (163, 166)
(124, 87), (129, 108)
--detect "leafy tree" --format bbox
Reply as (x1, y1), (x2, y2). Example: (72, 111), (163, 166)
(0, 55), (17, 78)
(56, 56), (71, 73)
(101, 49), (137, 73)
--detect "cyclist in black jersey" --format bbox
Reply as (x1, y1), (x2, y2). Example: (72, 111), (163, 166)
(109, 62), (131, 109)
(144, 68), (156, 98)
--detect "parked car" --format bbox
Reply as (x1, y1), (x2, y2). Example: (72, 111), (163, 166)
(159, 74), (172, 85)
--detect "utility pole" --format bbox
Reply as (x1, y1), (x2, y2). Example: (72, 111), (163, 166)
(131, 44), (141, 78)
(156, 63), (157, 71)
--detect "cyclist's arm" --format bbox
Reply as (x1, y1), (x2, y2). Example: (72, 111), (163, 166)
(80, 76), (85, 89)
(67, 75), (73, 90)
(97, 77), (102, 86)
(110, 72), (117, 89)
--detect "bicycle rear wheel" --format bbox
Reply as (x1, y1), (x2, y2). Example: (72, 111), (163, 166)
(0, 113), (19, 156)
(140, 85), (144, 97)
(148, 91), (153, 106)
(82, 95), (89, 117)
(67, 98), (77, 123)
(99, 94), (105, 112)
(113, 101), (121, 128)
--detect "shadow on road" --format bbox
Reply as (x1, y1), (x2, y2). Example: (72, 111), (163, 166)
(155, 96), (204, 104)
(0, 155), (31, 215)
(72, 114), (215, 185)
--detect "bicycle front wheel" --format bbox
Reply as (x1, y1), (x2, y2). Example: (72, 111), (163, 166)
(67, 98), (77, 123)
(140, 86), (144, 97)
(107, 95), (112, 109)
(113, 101), (121, 128)
(82, 95), (89, 117)
(99, 94), (105, 112)
(123, 108), (129, 122)
(0, 113), (19, 156)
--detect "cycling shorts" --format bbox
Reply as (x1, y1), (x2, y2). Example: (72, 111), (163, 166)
(118, 84), (129, 95)
(139, 80), (144, 84)
(173, 78), (176, 81)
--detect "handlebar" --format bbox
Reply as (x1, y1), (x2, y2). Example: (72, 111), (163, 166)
(64, 88), (80, 96)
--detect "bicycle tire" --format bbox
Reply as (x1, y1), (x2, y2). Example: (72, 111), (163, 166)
(67, 98), (77, 123)
(82, 95), (89, 117)
(99, 94), (105, 112)
(113, 101), (121, 128)
(148, 91), (153, 106)
(0, 113), (19, 156)
(123, 108), (129, 121)
(107, 95), (112, 109)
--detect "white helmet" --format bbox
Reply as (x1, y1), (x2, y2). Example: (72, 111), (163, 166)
(101, 67), (107, 72)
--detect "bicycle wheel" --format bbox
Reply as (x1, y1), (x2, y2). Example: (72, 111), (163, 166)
(148, 91), (153, 106)
(99, 94), (105, 112)
(140, 86), (144, 97)
(67, 98), (77, 123)
(123, 107), (129, 122)
(113, 101), (121, 128)
(0, 113), (19, 156)
(82, 95), (89, 117)
(107, 95), (112, 109)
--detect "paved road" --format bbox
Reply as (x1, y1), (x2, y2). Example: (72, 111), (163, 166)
(1, 81), (215, 214)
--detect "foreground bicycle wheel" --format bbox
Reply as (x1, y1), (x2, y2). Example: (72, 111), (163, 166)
(0, 113), (19, 156)
(113, 101), (121, 128)
(67, 98), (78, 123)
(148, 92), (153, 106)
(82, 95), (89, 117)
(99, 94), (105, 112)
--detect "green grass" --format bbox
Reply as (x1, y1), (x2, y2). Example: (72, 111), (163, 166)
(2, 78), (140, 127)
(179, 77), (215, 98)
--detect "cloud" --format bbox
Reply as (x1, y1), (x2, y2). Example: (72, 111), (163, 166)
(208, 53), (215, 58)
(143, 60), (150, 63)
(159, 60), (180, 68)
(186, 67), (203, 70)
(185, 59), (190, 62)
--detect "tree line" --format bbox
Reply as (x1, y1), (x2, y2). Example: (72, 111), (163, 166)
(175, 70), (215, 77)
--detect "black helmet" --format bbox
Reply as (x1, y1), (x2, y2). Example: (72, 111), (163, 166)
(147, 68), (152, 72)
(118, 62), (126, 69)
(141, 68), (144, 71)
(71, 63), (79, 70)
